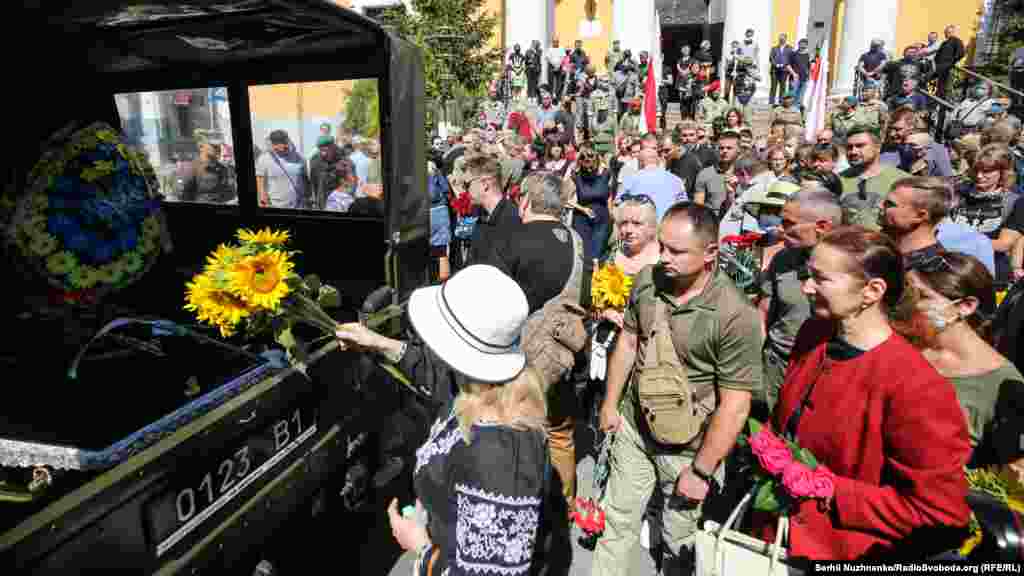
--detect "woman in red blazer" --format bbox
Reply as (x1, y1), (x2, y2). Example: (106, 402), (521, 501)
(761, 226), (972, 560)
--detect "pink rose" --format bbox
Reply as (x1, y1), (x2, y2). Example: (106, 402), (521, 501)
(811, 465), (836, 500)
(757, 446), (794, 476)
(749, 427), (788, 458)
(781, 462), (817, 499)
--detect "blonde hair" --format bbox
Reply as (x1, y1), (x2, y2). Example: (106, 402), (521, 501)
(454, 366), (548, 443)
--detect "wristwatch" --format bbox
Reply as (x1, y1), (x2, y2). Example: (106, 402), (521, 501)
(690, 463), (714, 485)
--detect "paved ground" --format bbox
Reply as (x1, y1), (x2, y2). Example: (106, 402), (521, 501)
(386, 424), (661, 576)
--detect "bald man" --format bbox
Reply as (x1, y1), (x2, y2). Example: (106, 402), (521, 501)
(618, 146), (688, 220)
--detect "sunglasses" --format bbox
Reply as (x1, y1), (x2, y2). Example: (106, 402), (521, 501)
(910, 253), (954, 274)
(615, 193), (655, 207)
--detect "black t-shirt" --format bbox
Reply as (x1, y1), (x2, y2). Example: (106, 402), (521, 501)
(482, 221), (580, 314)
(790, 52), (811, 81)
(859, 50), (886, 73)
(468, 197), (522, 264)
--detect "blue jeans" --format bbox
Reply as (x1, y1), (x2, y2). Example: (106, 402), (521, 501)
(793, 78), (807, 107)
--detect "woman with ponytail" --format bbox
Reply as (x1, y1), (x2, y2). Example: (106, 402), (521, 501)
(759, 225), (971, 560)
(906, 252), (1024, 471)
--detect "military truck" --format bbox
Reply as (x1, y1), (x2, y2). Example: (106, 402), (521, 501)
(3, 1), (429, 573)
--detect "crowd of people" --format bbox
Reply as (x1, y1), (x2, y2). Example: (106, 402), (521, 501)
(332, 24), (1024, 576)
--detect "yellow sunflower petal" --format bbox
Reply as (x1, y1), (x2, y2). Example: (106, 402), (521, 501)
(236, 227), (290, 246)
(228, 251), (294, 310)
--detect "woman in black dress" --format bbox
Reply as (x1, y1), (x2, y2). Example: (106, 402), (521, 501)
(335, 264), (571, 576)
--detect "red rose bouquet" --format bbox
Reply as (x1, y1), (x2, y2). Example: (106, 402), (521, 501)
(739, 419), (835, 513)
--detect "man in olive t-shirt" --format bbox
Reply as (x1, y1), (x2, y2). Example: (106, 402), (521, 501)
(838, 125), (909, 229)
(593, 203), (761, 576)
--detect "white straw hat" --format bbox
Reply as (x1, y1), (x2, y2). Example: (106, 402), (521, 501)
(407, 265), (528, 383)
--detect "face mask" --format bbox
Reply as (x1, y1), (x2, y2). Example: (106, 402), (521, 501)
(759, 214), (783, 229)
(924, 300), (963, 332)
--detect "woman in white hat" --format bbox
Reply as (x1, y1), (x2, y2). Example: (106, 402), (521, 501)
(335, 264), (570, 576)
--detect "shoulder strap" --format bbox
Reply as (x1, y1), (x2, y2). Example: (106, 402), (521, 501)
(269, 151), (301, 196)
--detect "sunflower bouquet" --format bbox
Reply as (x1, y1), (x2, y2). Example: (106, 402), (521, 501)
(591, 262), (633, 314)
(184, 227), (341, 372)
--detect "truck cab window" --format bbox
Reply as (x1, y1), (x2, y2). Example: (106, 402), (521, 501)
(249, 79), (383, 217)
(114, 87), (237, 205)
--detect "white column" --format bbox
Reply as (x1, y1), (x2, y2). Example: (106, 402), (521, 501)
(722, 0), (774, 102)
(613, 0), (654, 58)
(505, 0), (549, 56)
(832, 0), (898, 96)
(796, 0), (811, 43)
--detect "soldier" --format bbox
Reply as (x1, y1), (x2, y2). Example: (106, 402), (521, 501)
(771, 92), (803, 126)
(607, 39), (624, 72)
(698, 88), (729, 126)
(827, 96), (860, 144)
(589, 90), (618, 161)
(677, 47), (698, 119)
(859, 85), (889, 133)
(620, 98), (645, 138)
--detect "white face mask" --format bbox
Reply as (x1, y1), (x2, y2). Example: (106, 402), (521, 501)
(924, 300), (963, 332)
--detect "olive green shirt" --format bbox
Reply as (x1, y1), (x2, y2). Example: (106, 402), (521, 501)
(949, 363), (1024, 448)
(838, 165), (909, 230)
(621, 265), (763, 429)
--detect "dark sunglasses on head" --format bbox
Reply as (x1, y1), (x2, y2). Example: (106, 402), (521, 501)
(615, 193), (655, 207)
(910, 253), (954, 274)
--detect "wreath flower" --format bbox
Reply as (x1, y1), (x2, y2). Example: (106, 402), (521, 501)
(6, 122), (164, 301)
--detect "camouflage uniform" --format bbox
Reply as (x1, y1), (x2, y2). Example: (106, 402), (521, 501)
(698, 95), (730, 125)
(771, 105), (803, 126)
(620, 109), (644, 138)
(857, 99), (888, 131)
(828, 109), (860, 143)
(589, 92), (618, 157)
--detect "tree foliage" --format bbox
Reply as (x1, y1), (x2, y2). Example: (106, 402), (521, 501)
(380, 0), (503, 101)
(342, 79), (380, 138)
(989, 0), (1024, 74)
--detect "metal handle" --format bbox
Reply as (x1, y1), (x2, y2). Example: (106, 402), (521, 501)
(238, 410), (257, 424)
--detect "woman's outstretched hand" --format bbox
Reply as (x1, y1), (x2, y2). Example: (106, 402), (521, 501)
(387, 498), (430, 552)
(335, 322), (380, 352)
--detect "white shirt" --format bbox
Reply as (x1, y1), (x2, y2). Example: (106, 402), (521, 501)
(547, 47), (566, 68)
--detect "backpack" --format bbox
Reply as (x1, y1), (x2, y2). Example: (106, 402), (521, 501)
(521, 226), (588, 391)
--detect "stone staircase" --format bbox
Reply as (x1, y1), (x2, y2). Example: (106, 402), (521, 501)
(660, 101), (775, 137)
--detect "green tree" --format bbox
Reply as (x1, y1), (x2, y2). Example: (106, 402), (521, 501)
(342, 79), (381, 137)
(380, 0), (503, 102)
(988, 0), (1024, 75)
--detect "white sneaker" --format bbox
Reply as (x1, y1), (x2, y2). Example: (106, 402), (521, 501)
(640, 519), (650, 549)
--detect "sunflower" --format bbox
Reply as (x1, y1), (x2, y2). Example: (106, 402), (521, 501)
(46, 251), (78, 275)
(29, 233), (59, 257)
(123, 250), (145, 274)
(236, 227), (290, 246)
(206, 243), (241, 268)
(592, 263), (633, 310)
(98, 262), (126, 285)
(69, 266), (102, 289)
(229, 250), (294, 310)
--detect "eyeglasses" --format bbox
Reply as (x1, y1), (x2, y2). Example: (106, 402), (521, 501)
(910, 252), (953, 274)
(615, 193), (655, 207)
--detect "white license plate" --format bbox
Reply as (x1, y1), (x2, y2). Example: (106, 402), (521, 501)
(148, 405), (317, 557)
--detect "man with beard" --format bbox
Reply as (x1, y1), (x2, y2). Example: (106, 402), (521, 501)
(594, 202), (760, 576)
(308, 134), (342, 209)
(837, 124), (909, 230)
(256, 129), (309, 208)
(670, 122), (718, 196)
(693, 130), (741, 218)
(526, 40), (543, 102)
(882, 107), (953, 177)
(755, 187), (842, 412)
(879, 176), (949, 270)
